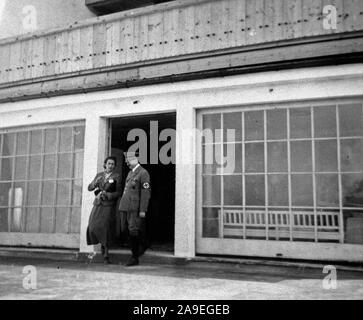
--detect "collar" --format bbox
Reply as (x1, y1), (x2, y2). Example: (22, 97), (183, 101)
(132, 163), (140, 172)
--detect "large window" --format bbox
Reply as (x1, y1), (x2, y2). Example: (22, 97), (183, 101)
(201, 102), (363, 244)
(0, 122), (85, 234)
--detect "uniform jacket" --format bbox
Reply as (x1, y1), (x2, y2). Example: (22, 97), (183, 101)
(118, 165), (151, 212)
(88, 171), (122, 207)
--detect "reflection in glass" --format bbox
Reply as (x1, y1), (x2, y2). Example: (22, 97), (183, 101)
(202, 208), (220, 238)
(341, 139), (363, 172)
(74, 127), (85, 151)
(29, 156), (41, 180)
(40, 207), (53, 233)
(245, 143), (264, 173)
(70, 208), (81, 233)
(223, 112), (242, 142)
(0, 158), (13, 181)
(41, 181), (55, 205)
(58, 153), (72, 178)
(43, 155), (56, 179)
(315, 140), (338, 172)
(44, 129), (57, 153)
(267, 109), (287, 140)
(290, 108), (311, 139)
(268, 175), (288, 206)
(3, 133), (15, 156)
(59, 127), (73, 152)
(55, 208), (70, 233)
(342, 174), (363, 207)
(291, 141), (312, 172)
(339, 104), (363, 137)
(14, 157), (27, 180)
(26, 181), (40, 206)
(224, 175), (242, 205)
(16, 132), (28, 155)
(314, 106), (336, 138)
(267, 142), (287, 172)
(316, 174), (339, 207)
(245, 111), (264, 141)
(291, 174), (313, 206)
(30, 130), (42, 154)
(203, 114), (221, 143)
(56, 180), (71, 206)
(203, 175), (221, 205)
(246, 175), (265, 206)
(223, 143), (242, 174)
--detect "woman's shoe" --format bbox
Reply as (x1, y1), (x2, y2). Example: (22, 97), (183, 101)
(103, 257), (111, 264)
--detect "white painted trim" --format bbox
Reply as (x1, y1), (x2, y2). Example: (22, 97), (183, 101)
(197, 238), (363, 262)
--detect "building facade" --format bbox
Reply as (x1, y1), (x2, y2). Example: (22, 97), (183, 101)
(0, 0), (363, 262)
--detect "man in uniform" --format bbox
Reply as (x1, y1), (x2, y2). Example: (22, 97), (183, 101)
(118, 151), (151, 266)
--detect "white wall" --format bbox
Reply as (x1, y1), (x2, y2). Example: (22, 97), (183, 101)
(1, 63), (363, 259)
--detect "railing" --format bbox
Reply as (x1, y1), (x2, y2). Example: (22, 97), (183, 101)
(0, 0), (362, 86)
(221, 209), (341, 242)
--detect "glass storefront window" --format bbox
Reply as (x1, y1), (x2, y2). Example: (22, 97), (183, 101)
(0, 123), (85, 234)
(200, 102), (363, 244)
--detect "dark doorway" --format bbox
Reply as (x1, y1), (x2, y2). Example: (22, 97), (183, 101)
(110, 112), (176, 252)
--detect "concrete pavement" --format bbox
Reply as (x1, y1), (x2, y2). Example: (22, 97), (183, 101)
(0, 256), (363, 300)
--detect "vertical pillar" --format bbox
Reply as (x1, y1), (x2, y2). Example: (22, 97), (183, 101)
(79, 115), (108, 252)
(174, 107), (196, 258)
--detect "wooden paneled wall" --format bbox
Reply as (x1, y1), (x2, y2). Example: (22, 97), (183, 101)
(0, 0), (362, 85)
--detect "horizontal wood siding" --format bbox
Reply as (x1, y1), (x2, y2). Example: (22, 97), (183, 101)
(0, 0), (362, 86)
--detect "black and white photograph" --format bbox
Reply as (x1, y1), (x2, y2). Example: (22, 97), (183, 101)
(0, 0), (363, 305)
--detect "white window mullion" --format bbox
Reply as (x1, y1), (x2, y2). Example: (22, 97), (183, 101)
(37, 129), (45, 233)
(336, 104), (344, 243)
(242, 112), (246, 240)
(52, 128), (60, 234)
(264, 110), (268, 240)
(287, 108), (293, 241)
(311, 107), (318, 242)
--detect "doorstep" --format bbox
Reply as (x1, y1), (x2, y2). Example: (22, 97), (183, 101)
(1, 246), (363, 273)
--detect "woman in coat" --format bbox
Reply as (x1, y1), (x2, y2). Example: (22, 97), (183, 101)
(86, 156), (121, 264)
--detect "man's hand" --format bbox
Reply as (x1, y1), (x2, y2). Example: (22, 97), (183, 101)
(139, 211), (146, 218)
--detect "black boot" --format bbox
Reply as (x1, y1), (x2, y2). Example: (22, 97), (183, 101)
(125, 236), (139, 266)
(103, 246), (111, 264)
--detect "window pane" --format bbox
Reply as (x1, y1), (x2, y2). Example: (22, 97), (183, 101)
(72, 180), (83, 206)
(315, 140), (338, 172)
(29, 156), (41, 180)
(224, 175), (242, 205)
(291, 174), (313, 206)
(3, 133), (15, 156)
(246, 175), (265, 206)
(245, 111), (264, 141)
(341, 139), (363, 172)
(314, 106), (337, 138)
(26, 181), (40, 206)
(30, 130), (42, 154)
(43, 155), (56, 179)
(14, 157), (27, 180)
(58, 153), (72, 178)
(344, 210), (363, 244)
(223, 143), (242, 174)
(245, 143), (264, 173)
(203, 144), (219, 174)
(316, 174), (339, 207)
(74, 126), (85, 151)
(0, 158), (13, 181)
(0, 208), (8, 232)
(0, 182), (11, 206)
(70, 207), (81, 233)
(59, 127), (73, 152)
(291, 141), (312, 172)
(203, 114), (221, 143)
(339, 104), (363, 137)
(203, 175), (221, 205)
(342, 174), (363, 208)
(268, 175), (288, 206)
(25, 208), (39, 233)
(74, 153), (84, 179)
(267, 109), (287, 140)
(56, 181), (71, 206)
(44, 129), (57, 153)
(40, 207), (53, 233)
(267, 142), (287, 172)
(290, 107), (311, 139)
(16, 132), (28, 155)
(202, 208), (220, 238)
(41, 181), (55, 205)
(55, 207), (70, 234)
(223, 112), (242, 142)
